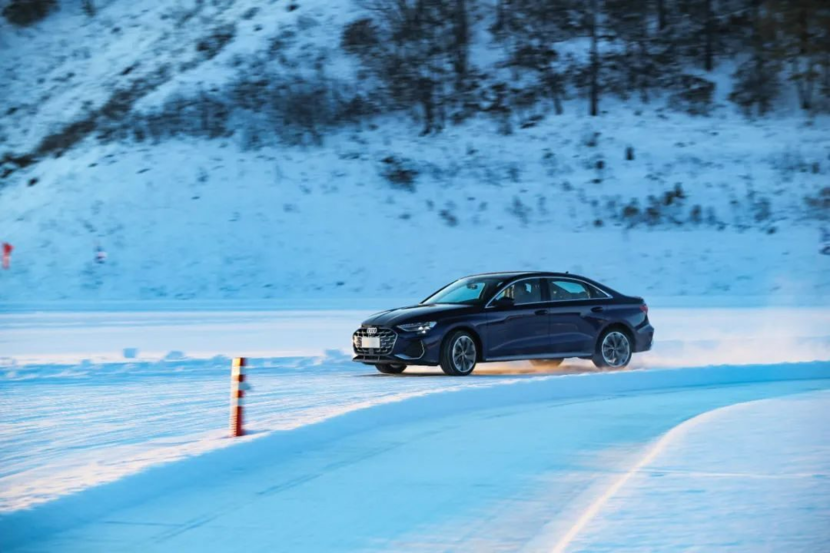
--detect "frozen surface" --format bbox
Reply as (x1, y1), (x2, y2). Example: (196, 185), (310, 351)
(0, 354), (527, 513)
(2, 1), (829, 549)
(2, 305), (829, 364)
(1, 305), (829, 514)
(1, 369), (828, 552)
(0, 302), (829, 551)
(561, 390), (830, 552)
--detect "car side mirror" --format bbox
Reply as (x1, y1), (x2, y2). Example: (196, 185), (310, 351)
(492, 296), (515, 308)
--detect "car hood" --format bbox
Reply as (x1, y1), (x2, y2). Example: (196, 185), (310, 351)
(362, 303), (472, 327)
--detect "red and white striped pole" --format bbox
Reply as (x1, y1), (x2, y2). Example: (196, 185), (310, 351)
(2, 242), (12, 270)
(230, 357), (249, 437)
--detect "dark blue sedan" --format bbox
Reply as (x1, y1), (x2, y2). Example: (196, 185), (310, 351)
(352, 272), (654, 375)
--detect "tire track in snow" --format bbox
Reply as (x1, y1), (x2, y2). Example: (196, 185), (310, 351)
(546, 397), (780, 553)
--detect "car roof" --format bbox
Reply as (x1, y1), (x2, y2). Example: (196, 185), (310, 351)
(462, 271), (622, 296)
(463, 271), (586, 280)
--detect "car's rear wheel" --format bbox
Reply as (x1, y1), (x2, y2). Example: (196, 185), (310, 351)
(529, 359), (564, 368)
(440, 331), (477, 376)
(375, 363), (407, 375)
(592, 328), (632, 369)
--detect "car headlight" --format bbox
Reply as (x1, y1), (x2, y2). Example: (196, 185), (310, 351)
(397, 321), (437, 334)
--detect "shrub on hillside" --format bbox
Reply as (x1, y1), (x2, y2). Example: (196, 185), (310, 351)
(139, 92), (231, 143)
(118, 61), (367, 148)
(196, 24), (236, 60)
(689, 204), (703, 225)
(620, 190), (690, 228)
(729, 56), (781, 116)
(805, 187), (830, 220)
(341, 18), (379, 55)
(508, 196), (531, 226)
(37, 117), (96, 157)
(231, 70), (346, 146)
(668, 75), (715, 115)
(439, 203), (459, 227)
(2, 0), (56, 27)
(380, 155), (418, 192)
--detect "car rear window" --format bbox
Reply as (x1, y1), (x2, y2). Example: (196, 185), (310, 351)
(547, 279), (595, 301)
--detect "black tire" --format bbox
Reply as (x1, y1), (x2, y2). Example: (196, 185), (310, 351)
(529, 359), (564, 368)
(592, 327), (632, 369)
(375, 363), (407, 375)
(440, 330), (478, 376)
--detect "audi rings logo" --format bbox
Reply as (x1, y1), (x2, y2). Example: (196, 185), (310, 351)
(367, 327), (378, 335)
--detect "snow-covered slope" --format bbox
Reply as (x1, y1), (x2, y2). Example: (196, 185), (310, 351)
(1, 0), (828, 303)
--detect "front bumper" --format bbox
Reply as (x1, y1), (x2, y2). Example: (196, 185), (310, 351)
(352, 326), (442, 366)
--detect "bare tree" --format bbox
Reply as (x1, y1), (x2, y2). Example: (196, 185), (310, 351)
(589, 0), (599, 115)
(776, 0), (830, 110)
(452, 0), (469, 82)
(82, 0), (96, 17)
(704, 0), (714, 71)
(496, 0), (575, 115)
(729, 1), (782, 115)
(345, 0), (471, 133)
(657, 0), (667, 30)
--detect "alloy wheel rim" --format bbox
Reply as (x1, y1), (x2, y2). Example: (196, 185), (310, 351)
(452, 336), (476, 373)
(601, 331), (630, 367)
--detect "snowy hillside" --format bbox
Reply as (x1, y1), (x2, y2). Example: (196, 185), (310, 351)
(0, 0), (828, 303)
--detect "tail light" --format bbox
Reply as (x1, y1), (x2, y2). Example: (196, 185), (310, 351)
(640, 303), (649, 315)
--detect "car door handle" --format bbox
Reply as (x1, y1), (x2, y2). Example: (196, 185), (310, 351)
(591, 306), (604, 313)
(535, 309), (548, 316)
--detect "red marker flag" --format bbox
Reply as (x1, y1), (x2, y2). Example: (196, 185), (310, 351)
(2, 242), (12, 270)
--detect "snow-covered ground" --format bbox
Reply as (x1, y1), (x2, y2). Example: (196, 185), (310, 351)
(560, 390), (830, 552)
(3, 303), (830, 364)
(1, 304), (829, 545)
(2, 1), (829, 549)
(1, 360), (828, 552)
(1, 130), (828, 303)
(1, 2), (828, 303)
(0, 351), (531, 513)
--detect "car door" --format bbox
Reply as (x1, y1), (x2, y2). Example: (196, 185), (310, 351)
(544, 278), (607, 354)
(484, 278), (551, 359)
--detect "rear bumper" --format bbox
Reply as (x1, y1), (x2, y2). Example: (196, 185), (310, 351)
(352, 327), (442, 366)
(633, 323), (655, 352)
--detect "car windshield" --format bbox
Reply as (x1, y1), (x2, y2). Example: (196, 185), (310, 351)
(422, 276), (508, 306)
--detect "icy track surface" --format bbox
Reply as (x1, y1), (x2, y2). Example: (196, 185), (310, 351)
(0, 305), (829, 552)
(1, 306), (829, 514)
(1, 367), (829, 552)
(559, 390), (830, 552)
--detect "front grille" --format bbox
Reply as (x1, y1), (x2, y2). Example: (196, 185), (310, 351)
(353, 327), (397, 355)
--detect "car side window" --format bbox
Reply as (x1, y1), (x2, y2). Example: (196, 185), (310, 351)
(547, 279), (592, 301)
(494, 279), (543, 305)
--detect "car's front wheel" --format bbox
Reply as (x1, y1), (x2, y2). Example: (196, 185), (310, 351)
(592, 328), (632, 369)
(440, 331), (477, 376)
(375, 363), (407, 375)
